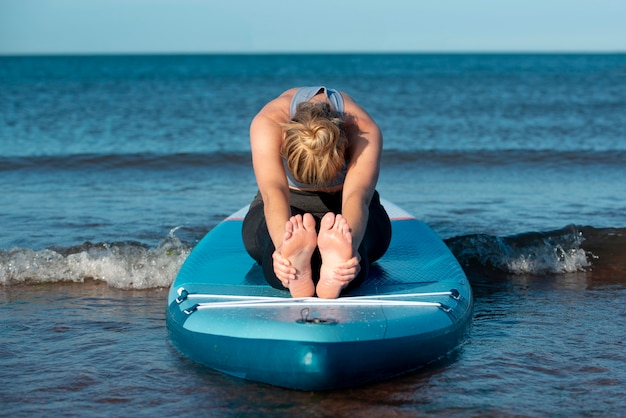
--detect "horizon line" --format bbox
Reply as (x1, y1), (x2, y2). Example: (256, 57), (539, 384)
(2, 50), (626, 58)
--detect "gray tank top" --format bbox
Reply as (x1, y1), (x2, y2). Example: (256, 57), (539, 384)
(289, 86), (344, 118)
(285, 87), (347, 189)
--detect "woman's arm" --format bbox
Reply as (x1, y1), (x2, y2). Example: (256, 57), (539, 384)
(249, 92), (297, 284)
(249, 113), (291, 249)
(340, 93), (383, 254)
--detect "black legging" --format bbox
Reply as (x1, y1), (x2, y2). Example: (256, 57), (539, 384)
(242, 189), (392, 293)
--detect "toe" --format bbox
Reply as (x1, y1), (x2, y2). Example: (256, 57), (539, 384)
(320, 212), (336, 230)
(303, 213), (316, 230)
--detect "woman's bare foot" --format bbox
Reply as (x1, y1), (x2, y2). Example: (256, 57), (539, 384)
(317, 213), (354, 299)
(280, 214), (317, 297)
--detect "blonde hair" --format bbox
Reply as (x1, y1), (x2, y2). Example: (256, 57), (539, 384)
(281, 102), (347, 187)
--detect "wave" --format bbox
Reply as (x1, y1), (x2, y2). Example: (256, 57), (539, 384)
(0, 229), (192, 289)
(446, 225), (626, 278)
(2, 149), (625, 173)
(2, 225), (624, 289)
(0, 152), (251, 172)
(383, 149), (626, 168)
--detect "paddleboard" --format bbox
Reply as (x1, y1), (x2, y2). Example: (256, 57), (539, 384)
(166, 200), (473, 390)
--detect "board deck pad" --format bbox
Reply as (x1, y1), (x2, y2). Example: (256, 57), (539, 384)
(174, 200), (467, 295)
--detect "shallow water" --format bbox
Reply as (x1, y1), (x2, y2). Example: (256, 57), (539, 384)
(2, 274), (625, 417)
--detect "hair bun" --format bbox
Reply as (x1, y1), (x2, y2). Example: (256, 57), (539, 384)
(281, 102), (347, 186)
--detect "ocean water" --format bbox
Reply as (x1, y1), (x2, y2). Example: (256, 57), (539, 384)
(1, 54), (626, 416)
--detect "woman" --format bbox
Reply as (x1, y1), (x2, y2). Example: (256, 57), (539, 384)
(242, 87), (391, 298)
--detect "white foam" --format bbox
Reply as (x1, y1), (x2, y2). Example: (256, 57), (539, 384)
(0, 229), (191, 289)
(506, 245), (590, 275)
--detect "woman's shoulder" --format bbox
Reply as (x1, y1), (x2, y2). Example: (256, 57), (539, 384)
(254, 89), (297, 122)
(279, 88), (300, 97)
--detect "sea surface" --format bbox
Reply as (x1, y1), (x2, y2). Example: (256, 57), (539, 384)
(1, 53), (626, 417)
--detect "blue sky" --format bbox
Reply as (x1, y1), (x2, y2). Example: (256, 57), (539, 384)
(1, 0), (625, 55)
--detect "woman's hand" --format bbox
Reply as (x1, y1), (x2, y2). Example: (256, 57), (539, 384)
(272, 249), (296, 288)
(330, 254), (361, 285)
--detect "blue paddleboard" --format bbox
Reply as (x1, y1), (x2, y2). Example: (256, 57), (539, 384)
(166, 200), (473, 390)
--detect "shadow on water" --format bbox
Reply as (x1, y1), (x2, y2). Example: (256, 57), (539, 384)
(177, 342), (468, 417)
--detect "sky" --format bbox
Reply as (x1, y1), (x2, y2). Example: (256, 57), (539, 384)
(1, 0), (625, 55)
